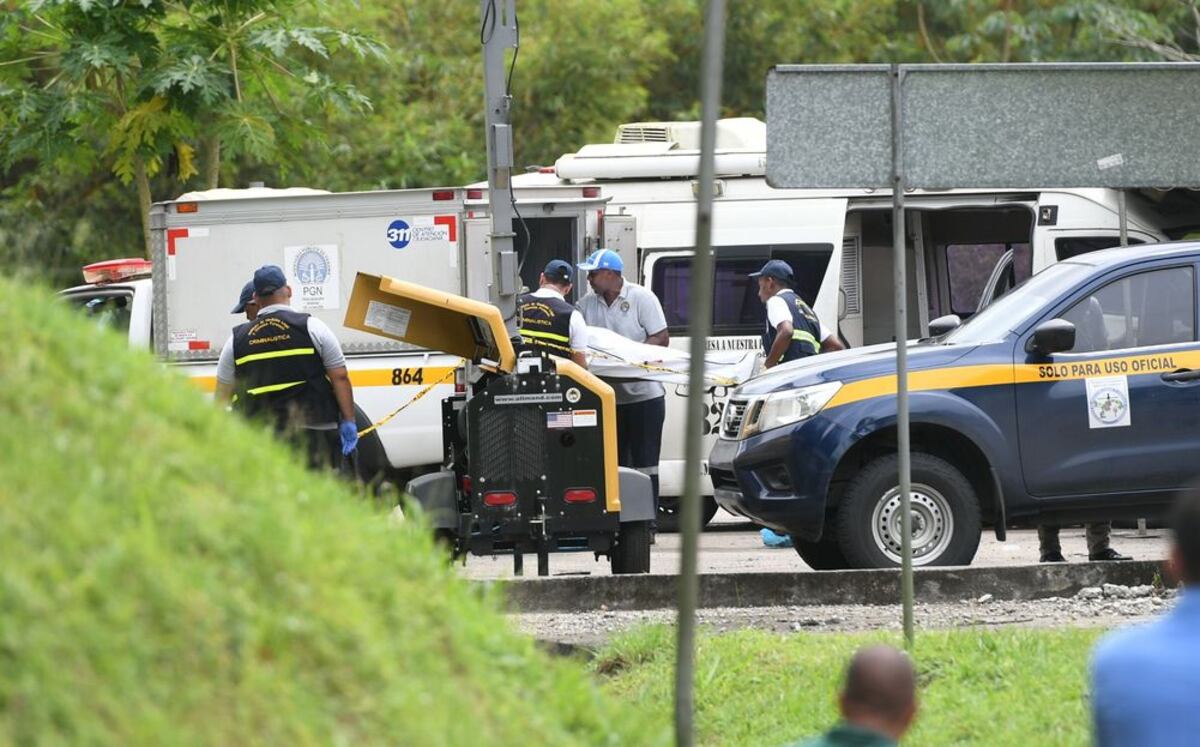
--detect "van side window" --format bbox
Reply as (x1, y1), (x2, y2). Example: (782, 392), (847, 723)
(946, 242), (1031, 316)
(650, 245), (832, 335)
(1055, 235), (1144, 261)
(1060, 266), (1195, 353)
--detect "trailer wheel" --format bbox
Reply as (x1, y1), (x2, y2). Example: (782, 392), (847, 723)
(611, 521), (652, 574)
(656, 496), (719, 533)
(793, 532), (849, 570)
(835, 452), (981, 569)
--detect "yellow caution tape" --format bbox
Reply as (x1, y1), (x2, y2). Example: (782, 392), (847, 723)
(358, 359), (464, 438)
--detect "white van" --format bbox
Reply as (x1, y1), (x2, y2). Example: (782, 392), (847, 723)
(502, 118), (1191, 529)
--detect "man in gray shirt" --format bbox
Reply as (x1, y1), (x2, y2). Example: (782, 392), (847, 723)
(577, 248), (669, 515)
(215, 265), (358, 467)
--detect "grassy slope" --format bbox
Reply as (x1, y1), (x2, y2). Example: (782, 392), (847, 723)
(0, 279), (666, 746)
(596, 625), (1105, 747)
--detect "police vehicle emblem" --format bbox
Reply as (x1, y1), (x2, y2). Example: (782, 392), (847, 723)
(294, 247), (330, 284)
(1089, 385), (1128, 426)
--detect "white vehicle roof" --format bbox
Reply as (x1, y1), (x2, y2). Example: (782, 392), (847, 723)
(174, 186), (330, 201)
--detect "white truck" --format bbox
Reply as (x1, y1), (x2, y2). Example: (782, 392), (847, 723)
(60, 184), (608, 483)
(495, 117), (1196, 528)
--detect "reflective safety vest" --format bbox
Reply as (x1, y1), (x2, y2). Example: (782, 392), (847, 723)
(231, 309), (339, 429)
(763, 289), (822, 365)
(516, 291), (575, 358)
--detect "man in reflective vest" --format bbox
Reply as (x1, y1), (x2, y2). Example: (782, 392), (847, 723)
(752, 259), (843, 369)
(215, 265), (359, 467)
(517, 259), (588, 368)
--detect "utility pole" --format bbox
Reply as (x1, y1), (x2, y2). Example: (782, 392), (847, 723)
(480, 0), (520, 334)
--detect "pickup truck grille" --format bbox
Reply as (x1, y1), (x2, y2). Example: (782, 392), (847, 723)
(721, 399), (750, 439)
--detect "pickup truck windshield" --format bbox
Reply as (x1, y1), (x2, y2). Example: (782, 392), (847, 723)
(943, 261), (1094, 345)
(66, 292), (133, 336)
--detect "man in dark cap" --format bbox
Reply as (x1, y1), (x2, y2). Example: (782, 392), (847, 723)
(516, 259), (588, 368)
(214, 265), (358, 466)
(231, 280), (259, 322)
(792, 645), (918, 746)
(752, 259), (843, 369)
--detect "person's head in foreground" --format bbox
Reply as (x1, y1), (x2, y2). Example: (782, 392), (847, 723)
(1090, 486), (1200, 747)
(799, 644), (917, 746)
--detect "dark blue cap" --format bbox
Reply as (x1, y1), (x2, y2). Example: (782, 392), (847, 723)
(253, 265), (288, 296)
(231, 281), (255, 313)
(749, 259), (794, 283)
(543, 259), (574, 285)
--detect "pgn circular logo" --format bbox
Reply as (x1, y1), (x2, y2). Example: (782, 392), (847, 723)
(294, 247), (330, 284)
(387, 219), (412, 249)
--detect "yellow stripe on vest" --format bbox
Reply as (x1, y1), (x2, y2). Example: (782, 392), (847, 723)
(235, 347), (316, 366)
(519, 329), (571, 343)
(246, 380), (305, 396)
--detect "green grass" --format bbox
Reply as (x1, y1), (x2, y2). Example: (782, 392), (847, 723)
(595, 625), (1105, 747)
(0, 278), (667, 746)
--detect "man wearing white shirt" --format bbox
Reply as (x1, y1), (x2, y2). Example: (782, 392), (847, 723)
(753, 259), (843, 368)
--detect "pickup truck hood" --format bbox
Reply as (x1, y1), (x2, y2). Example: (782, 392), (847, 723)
(736, 341), (979, 396)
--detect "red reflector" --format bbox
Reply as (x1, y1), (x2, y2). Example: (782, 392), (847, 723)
(454, 367), (466, 395)
(483, 491), (516, 507)
(187, 340), (210, 351)
(539, 166), (555, 173)
(466, 188), (483, 200)
(432, 190), (455, 201)
(461, 475), (473, 495)
(582, 186), (601, 198)
(564, 488), (596, 504)
(176, 202), (198, 213)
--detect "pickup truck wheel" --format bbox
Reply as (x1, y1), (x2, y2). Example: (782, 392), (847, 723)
(656, 496), (719, 533)
(611, 521), (652, 574)
(836, 453), (981, 568)
(793, 533), (849, 570)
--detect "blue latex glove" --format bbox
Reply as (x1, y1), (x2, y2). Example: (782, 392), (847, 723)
(338, 420), (359, 456)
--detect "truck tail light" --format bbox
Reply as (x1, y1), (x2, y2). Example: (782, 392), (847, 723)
(466, 188), (483, 200)
(483, 491), (517, 507)
(82, 258), (152, 284)
(176, 202), (198, 213)
(563, 488), (596, 504)
(432, 190), (455, 201)
(582, 186), (600, 198)
(460, 475), (472, 496)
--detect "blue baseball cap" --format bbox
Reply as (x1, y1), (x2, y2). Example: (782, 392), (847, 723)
(578, 248), (624, 273)
(253, 265), (288, 296)
(231, 281), (255, 313)
(543, 259), (574, 285)
(749, 259), (794, 283)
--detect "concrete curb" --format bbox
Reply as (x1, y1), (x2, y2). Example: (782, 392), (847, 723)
(495, 560), (1165, 613)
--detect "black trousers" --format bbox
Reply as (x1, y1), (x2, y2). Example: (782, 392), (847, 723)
(616, 396), (665, 505)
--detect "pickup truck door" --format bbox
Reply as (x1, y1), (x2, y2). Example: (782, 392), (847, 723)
(1015, 260), (1200, 497)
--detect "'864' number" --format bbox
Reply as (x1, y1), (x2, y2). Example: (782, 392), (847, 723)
(392, 368), (424, 385)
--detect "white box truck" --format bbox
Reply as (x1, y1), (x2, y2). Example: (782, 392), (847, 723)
(60, 184), (608, 482)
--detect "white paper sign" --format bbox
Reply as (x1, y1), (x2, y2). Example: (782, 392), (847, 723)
(1086, 376), (1131, 429)
(283, 244), (340, 310)
(364, 300), (413, 338)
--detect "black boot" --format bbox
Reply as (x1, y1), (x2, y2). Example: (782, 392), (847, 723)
(1040, 550), (1066, 563)
(1090, 547), (1132, 561)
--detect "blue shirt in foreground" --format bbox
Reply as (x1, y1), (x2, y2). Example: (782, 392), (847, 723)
(1091, 589), (1200, 746)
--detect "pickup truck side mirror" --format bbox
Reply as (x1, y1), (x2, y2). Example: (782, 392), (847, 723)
(1026, 319), (1076, 356)
(928, 314), (962, 337)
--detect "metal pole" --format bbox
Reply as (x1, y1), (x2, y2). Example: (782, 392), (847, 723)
(480, 0), (520, 334)
(1117, 189), (1129, 247)
(676, 2), (726, 745)
(890, 64), (915, 649)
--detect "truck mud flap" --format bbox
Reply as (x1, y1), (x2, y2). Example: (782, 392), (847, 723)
(405, 470), (458, 530)
(618, 467), (655, 523)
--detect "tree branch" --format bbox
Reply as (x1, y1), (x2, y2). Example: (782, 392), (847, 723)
(917, 3), (944, 63)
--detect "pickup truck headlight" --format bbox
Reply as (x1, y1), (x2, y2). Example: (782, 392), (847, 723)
(742, 381), (842, 437)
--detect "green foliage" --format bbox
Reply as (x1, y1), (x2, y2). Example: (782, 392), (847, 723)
(597, 625), (1106, 746)
(0, 276), (667, 745)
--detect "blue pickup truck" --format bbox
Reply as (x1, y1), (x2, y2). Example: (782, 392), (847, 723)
(709, 242), (1200, 569)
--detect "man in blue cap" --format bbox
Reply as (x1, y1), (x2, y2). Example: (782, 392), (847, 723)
(214, 265), (359, 468)
(231, 280), (259, 322)
(577, 248), (669, 514)
(516, 259), (588, 368)
(752, 258), (842, 369)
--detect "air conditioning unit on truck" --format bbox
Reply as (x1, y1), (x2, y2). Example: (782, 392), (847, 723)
(501, 116), (1194, 530)
(59, 184), (607, 482)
